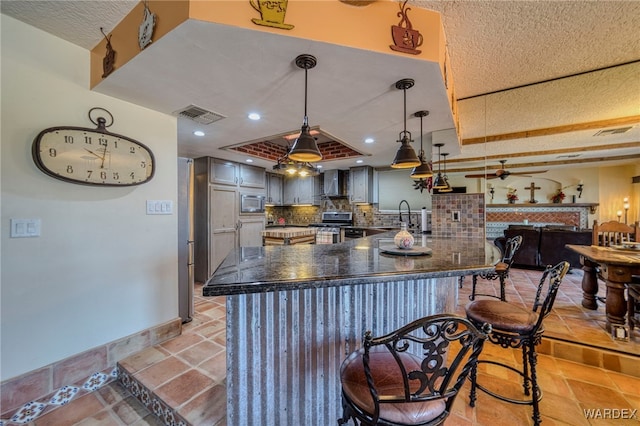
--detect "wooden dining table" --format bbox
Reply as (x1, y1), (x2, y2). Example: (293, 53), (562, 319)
(566, 244), (640, 332)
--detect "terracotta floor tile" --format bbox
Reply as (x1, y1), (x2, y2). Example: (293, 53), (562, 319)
(110, 395), (153, 424)
(198, 351), (227, 383)
(117, 346), (170, 374)
(154, 369), (214, 408)
(539, 390), (590, 426)
(180, 383), (226, 425)
(605, 370), (640, 394)
(133, 356), (191, 390)
(566, 379), (632, 407)
(159, 333), (203, 354)
(176, 340), (223, 366)
(555, 359), (618, 389)
(74, 410), (122, 426)
(33, 392), (104, 426)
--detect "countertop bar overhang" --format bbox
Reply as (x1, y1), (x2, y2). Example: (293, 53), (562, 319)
(203, 232), (501, 296)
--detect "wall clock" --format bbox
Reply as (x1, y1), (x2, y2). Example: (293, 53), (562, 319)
(32, 108), (155, 186)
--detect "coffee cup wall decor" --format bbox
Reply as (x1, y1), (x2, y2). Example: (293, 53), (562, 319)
(390, 0), (423, 55)
(250, 0), (294, 30)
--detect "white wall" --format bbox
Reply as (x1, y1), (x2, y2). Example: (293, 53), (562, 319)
(1, 15), (179, 380)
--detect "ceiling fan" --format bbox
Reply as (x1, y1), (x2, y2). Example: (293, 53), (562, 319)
(465, 160), (548, 180)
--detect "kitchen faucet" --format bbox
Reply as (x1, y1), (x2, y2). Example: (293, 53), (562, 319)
(398, 199), (413, 229)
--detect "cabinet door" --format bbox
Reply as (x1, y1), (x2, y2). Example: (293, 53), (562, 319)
(210, 185), (238, 272)
(267, 173), (283, 205)
(350, 166), (372, 203)
(210, 159), (238, 186)
(283, 177), (298, 205)
(239, 164), (266, 188)
(297, 176), (314, 204)
(239, 217), (266, 247)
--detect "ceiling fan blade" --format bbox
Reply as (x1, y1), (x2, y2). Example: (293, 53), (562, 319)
(509, 170), (548, 175)
(465, 173), (500, 179)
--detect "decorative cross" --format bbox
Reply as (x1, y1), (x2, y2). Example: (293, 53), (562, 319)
(525, 182), (541, 203)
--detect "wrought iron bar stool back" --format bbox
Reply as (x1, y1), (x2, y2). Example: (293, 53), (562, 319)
(469, 235), (523, 302)
(465, 261), (570, 426)
(338, 314), (490, 426)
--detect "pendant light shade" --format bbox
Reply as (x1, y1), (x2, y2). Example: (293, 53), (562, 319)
(411, 110), (433, 179)
(432, 143), (449, 189)
(288, 54), (322, 162)
(390, 79), (421, 169)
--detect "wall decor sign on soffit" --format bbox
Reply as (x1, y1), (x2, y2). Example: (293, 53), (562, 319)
(390, 0), (423, 55)
(250, 0), (294, 30)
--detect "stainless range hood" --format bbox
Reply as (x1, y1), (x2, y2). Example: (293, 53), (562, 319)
(323, 170), (346, 197)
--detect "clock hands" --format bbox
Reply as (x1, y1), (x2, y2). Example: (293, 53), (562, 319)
(84, 145), (109, 169)
(99, 143), (108, 169)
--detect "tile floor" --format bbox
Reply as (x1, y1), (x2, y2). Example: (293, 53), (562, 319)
(5, 267), (640, 425)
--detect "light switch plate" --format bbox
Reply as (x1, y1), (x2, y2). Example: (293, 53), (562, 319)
(146, 200), (173, 215)
(10, 218), (41, 238)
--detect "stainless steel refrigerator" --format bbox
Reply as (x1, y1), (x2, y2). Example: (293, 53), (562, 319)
(177, 157), (194, 323)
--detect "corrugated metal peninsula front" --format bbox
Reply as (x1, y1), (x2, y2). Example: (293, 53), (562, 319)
(226, 276), (456, 424)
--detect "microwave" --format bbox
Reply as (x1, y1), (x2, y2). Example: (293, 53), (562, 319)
(240, 193), (266, 214)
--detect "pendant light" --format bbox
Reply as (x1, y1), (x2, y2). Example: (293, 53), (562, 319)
(288, 54), (322, 162)
(390, 79), (421, 169)
(439, 152), (453, 192)
(410, 110), (433, 178)
(432, 143), (448, 189)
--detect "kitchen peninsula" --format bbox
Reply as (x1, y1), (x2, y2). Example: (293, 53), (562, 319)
(203, 232), (500, 424)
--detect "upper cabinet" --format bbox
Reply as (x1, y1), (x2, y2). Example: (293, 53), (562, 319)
(239, 164), (266, 188)
(283, 175), (320, 205)
(349, 166), (373, 204)
(209, 158), (265, 189)
(266, 173), (283, 206)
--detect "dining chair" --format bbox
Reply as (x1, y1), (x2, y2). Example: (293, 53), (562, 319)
(469, 235), (523, 302)
(591, 220), (640, 308)
(592, 220), (639, 246)
(465, 261), (570, 426)
(338, 314), (490, 426)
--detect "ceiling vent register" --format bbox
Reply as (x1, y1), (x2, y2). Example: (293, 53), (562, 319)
(173, 105), (226, 125)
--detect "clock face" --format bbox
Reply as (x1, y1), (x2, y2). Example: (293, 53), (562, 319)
(32, 126), (155, 186)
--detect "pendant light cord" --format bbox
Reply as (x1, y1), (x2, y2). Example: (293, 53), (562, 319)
(303, 67), (309, 126)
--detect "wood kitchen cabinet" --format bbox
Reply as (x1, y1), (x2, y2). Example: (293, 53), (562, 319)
(349, 166), (373, 203)
(283, 175), (320, 205)
(194, 157), (266, 282)
(209, 158), (265, 189)
(239, 217), (267, 247)
(266, 173), (283, 206)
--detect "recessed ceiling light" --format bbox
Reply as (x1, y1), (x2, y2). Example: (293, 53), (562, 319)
(246, 159), (254, 163)
(356, 159), (364, 164)
(248, 113), (261, 120)
(317, 165), (323, 169)
(193, 130), (205, 137)
(364, 138), (374, 144)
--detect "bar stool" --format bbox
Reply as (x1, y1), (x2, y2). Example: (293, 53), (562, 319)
(338, 314), (490, 426)
(470, 235), (523, 301)
(465, 261), (570, 426)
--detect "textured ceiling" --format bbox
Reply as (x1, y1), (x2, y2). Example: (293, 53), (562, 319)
(2, 0), (639, 175)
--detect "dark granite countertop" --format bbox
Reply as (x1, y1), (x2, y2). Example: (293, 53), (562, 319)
(203, 232), (501, 296)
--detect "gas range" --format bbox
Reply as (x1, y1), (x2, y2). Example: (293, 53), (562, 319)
(308, 211), (353, 228)
(308, 212), (353, 244)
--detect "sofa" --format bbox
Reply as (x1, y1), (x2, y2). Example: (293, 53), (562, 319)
(495, 225), (592, 270)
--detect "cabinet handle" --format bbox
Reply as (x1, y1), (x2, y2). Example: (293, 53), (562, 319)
(240, 177), (244, 185)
